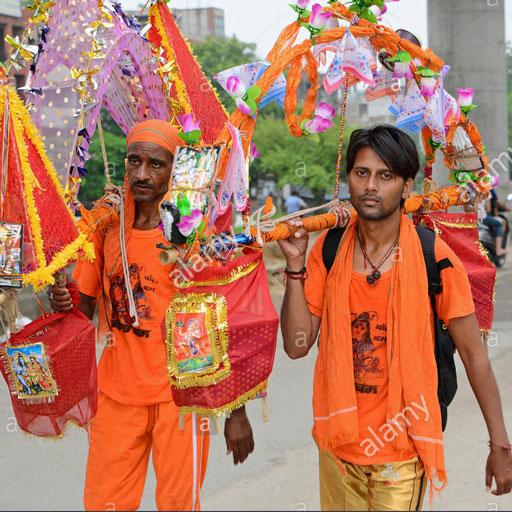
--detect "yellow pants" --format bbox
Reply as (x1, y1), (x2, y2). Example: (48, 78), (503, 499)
(319, 449), (427, 511)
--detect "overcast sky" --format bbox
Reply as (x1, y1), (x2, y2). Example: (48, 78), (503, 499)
(122, 0), (512, 57)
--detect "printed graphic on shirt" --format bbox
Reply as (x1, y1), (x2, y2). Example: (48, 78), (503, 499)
(109, 263), (155, 338)
(351, 311), (387, 388)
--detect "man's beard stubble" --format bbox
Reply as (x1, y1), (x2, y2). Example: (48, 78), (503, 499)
(352, 196), (402, 221)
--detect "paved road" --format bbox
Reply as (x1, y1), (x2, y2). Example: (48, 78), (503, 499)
(1, 262), (511, 511)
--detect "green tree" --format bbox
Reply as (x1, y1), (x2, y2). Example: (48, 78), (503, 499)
(191, 36), (259, 110)
(251, 114), (356, 205)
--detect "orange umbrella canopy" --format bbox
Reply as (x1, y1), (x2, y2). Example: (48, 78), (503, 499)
(0, 84), (93, 291)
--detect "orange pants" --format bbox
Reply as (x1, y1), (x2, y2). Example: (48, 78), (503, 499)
(84, 392), (210, 511)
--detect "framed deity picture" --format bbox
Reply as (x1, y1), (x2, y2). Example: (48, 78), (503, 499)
(0, 222), (23, 288)
(6, 342), (58, 400)
(165, 292), (230, 388)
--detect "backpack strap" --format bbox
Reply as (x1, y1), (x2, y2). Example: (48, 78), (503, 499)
(322, 227), (346, 273)
(415, 226), (453, 297)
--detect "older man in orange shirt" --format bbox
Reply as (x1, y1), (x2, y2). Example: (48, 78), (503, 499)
(51, 120), (254, 511)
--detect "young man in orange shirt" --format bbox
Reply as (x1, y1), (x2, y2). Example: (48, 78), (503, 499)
(51, 120), (254, 511)
(278, 125), (511, 510)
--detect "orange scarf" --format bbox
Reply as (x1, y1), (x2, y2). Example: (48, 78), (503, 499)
(313, 213), (447, 496)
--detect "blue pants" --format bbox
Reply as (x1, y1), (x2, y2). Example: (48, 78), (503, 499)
(483, 215), (504, 237)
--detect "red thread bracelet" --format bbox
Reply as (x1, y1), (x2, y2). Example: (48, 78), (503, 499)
(284, 267), (308, 282)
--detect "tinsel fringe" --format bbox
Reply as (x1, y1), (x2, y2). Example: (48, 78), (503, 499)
(177, 380), (268, 417)
(5, 86), (94, 290)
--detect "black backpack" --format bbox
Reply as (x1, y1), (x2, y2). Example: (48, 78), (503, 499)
(322, 225), (457, 431)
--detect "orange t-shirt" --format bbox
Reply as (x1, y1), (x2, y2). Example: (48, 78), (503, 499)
(304, 231), (476, 465)
(73, 227), (175, 406)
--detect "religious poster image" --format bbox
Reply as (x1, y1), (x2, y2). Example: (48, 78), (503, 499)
(174, 314), (215, 374)
(6, 342), (58, 400)
(0, 222), (23, 288)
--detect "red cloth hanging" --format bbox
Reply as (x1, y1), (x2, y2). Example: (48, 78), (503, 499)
(1, 308), (97, 437)
(415, 212), (496, 331)
(167, 250), (279, 414)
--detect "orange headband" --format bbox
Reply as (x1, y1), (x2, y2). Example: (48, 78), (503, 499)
(126, 119), (182, 155)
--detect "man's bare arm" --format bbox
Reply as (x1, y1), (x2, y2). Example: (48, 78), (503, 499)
(281, 279), (320, 359)
(277, 219), (321, 359)
(448, 313), (512, 495)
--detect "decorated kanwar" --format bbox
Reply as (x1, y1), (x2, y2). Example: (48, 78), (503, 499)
(0, 0), (510, 510)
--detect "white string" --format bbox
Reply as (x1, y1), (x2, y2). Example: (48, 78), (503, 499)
(117, 186), (139, 327)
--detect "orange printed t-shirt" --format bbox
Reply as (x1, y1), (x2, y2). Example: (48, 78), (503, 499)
(304, 231), (475, 465)
(73, 227), (175, 406)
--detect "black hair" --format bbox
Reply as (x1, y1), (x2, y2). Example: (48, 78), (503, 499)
(346, 125), (420, 182)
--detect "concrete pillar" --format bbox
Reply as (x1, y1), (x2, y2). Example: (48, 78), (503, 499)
(428, 0), (508, 187)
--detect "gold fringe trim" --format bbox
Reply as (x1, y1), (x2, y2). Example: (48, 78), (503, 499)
(22, 233), (94, 290)
(7, 89), (76, 221)
(10, 88), (47, 270)
(151, 5), (192, 115)
(175, 260), (260, 289)
(435, 219), (478, 230)
(4, 85), (95, 290)
(177, 380), (268, 417)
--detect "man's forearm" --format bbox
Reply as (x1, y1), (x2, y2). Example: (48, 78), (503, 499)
(450, 316), (510, 445)
(281, 279), (316, 359)
(463, 349), (509, 445)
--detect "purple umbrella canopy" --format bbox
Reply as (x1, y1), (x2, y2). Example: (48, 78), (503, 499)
(27, 0), (169, 192)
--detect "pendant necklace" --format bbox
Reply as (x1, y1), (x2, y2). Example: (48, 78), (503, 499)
(357, 228), (399, 286)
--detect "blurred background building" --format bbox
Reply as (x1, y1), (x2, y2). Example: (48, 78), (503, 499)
(126, 6), (225, 41)
(0, 0), (30, 89)
(429, 0), (509, 185)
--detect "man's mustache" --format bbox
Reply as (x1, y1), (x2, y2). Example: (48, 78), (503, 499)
(132, 181), (154, 189)
(359, 195), (382, 203)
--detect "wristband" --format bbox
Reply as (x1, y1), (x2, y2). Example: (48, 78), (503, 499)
(488, 441), (512, 452)
(283, 268), (308, 282)
(284, 267), (307, 275)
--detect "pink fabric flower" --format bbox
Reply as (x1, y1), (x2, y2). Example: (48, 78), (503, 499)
(296, 0), (310, 8)
(369, 4), (388, 18)
(305, 115), (333, 134)
(226, 76), (247, 98)
(315, 102), (336, 120)
(392, 61), (413, 79)
(310, 3), (332, 29)
(420, 76), (437, 97)
(176, 209), (203, 237)
(177, 113), (200, 133)
(250, 143), (261, 161)
(457, 87), (475, 107)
